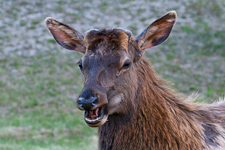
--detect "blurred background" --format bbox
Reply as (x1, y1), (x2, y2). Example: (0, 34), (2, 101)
(0, 0), (225, 149)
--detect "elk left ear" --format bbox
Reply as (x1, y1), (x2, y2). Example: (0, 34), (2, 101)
(135, 11), (177, 51)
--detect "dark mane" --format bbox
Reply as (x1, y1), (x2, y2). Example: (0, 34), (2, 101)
(99, 58), (225, 150)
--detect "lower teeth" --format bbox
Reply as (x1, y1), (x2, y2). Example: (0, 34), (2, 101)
(85, 117), (101, 122)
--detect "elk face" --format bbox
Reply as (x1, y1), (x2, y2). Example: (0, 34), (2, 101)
(45, 11), (177, 127)
(76, 31), (135, 126)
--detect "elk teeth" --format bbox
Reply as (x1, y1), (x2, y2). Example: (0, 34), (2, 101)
(85, 117), (101, 122)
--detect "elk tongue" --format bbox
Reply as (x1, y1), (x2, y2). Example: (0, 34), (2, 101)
(90, 108), (99, 118)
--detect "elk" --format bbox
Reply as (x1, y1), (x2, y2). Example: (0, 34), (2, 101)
(45, 11), (225, 150)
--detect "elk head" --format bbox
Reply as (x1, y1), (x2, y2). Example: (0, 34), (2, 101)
(45, 11), (177, 127)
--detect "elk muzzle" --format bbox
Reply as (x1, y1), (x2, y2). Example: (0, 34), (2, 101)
(76, 89), (109, 127)
(77, 96), (98, 110)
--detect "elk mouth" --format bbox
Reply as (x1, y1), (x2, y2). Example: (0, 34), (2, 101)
(84, 105), (108, 127)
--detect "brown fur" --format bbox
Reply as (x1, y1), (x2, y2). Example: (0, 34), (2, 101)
(82, 31), (225, 149)
(99, 56), (225, 149)
(84, 29), (130, 52)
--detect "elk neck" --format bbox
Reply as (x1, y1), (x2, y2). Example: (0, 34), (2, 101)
(98, 57), (206, 150)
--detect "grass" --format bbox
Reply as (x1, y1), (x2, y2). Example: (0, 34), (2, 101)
(0, 52), (97, 150)
(1, 0), (225, 149)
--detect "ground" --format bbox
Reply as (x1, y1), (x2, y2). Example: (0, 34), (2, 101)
(0, 0), (225, 149)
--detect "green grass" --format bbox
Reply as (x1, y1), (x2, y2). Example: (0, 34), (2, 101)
(1, 0), (225, 149)
(0, 52), (97, 150)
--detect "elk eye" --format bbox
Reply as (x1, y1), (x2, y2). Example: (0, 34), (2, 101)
(77, 59), (83, 70)
(121, 59), (131, 70)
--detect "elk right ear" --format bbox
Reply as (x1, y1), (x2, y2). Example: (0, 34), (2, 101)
(135, 11), (177, 51)
(45, 17), (86, 53)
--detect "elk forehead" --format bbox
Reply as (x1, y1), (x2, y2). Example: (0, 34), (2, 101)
(84, 28), (132, 53)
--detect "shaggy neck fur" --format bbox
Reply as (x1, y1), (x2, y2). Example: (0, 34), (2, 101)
(98, 58), (225, 150)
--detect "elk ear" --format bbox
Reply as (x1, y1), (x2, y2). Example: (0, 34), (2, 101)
(45, 17), (86, 53)
(135, 11), (177, 51)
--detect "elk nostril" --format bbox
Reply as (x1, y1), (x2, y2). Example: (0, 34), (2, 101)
(90, 96), (98, 107)
(77, 97), (85, 109)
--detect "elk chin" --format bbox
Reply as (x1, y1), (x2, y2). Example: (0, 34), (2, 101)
(84, 105), (108, 127)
